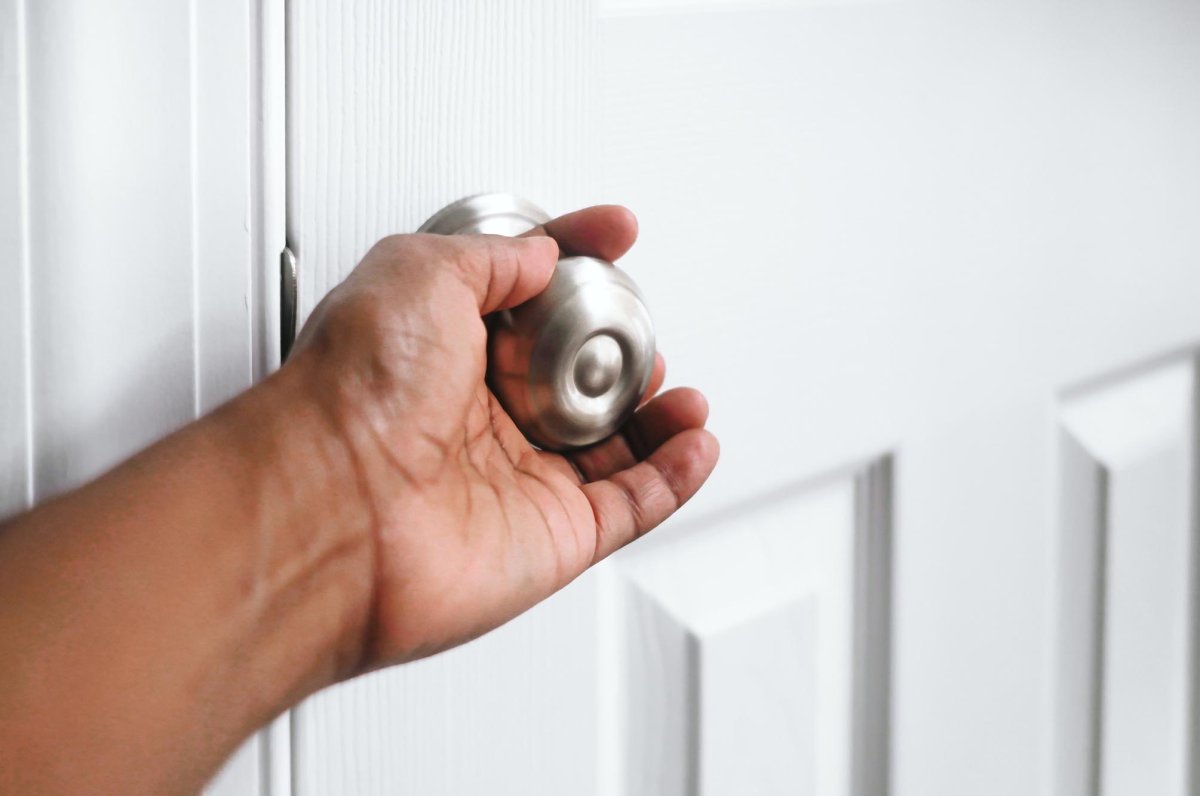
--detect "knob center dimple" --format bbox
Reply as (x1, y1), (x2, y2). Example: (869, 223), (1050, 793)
(573, 335), (623, 398)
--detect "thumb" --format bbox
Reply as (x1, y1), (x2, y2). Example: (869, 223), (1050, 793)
(453, 234), (559, 315)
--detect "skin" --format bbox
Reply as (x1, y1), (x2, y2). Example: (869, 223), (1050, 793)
(0, 206), (718, 794)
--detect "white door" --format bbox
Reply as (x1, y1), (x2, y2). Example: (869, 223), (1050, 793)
(285, 1), (1200, 796)
(287, 2), (1200, 794)
(5, 1), (1200, 795)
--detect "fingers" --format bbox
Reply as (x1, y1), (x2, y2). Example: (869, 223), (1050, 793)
(368, 205), (635, 316)
(520, 205), (639, 262)
(641, 353), (666, 407)
(447, 234), (561, 314)
(570, 387), (709, 483)
(447, 204), (635, 314)
(627, 386), (709, 459)
(583, 428), (719, 563)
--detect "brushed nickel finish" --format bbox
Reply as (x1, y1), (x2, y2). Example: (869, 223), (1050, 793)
(420, 193), (655, 451)
(419, 193), (551, 236)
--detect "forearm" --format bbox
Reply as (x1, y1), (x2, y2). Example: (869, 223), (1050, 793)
(0, 354), (375, 794)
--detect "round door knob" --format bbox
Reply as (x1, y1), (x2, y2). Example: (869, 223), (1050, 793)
(420, 194), (655, 451)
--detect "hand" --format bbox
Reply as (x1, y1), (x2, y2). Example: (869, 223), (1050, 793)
(289, 205), (719, 671)
(0, 205), (716, 793)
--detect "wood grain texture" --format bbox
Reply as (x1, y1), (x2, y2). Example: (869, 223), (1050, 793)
(1057, 358), (1199, 796)
(290, 0), (1200, 792)
(0, 0), (31, 518)
(295, 578), (596, 795)
(8, 1), (269, 792)
(288, 0), (594, 322)
(611, 464), (890, 796)
(600, 0), (874, 17)
(287, 2), (597, 793)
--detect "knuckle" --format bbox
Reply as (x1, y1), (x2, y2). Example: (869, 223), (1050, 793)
(366, 233), (410, 260)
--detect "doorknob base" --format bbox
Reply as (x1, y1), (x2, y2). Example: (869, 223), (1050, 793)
(419, 193), (551, 237)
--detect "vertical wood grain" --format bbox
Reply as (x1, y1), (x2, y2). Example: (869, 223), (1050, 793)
(288, 2), (596, 793)
(290, 0), (1200, 793)
(0, 0), (31, 518)
(288, 0), (594, 322)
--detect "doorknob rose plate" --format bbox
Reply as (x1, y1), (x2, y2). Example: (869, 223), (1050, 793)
(420, 193), (656, 451)
(418, 193), (550, 236)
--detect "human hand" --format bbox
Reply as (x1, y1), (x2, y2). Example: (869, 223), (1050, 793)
(289, 206), (719, 672)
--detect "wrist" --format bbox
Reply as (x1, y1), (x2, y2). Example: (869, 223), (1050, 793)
(210, 351), (379, 717)
(0, 351), (381, 793)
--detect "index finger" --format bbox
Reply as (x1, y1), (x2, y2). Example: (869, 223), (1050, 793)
(519, 205), (639, 262)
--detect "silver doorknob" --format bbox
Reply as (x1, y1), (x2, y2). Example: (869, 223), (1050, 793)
(420, 194), (655, 451)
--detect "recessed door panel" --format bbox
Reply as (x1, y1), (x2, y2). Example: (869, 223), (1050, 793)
(611, 462), (891, 796)
(1057, 358), (1199, 796)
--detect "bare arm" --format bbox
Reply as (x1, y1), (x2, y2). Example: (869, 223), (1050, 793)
(0, 352), (372, 793)
(0, 206), (719, 794)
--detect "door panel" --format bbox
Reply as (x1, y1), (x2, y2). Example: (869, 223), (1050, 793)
(611, 461), (890, 796)
(597, 1), (1200, 507)
(287, 2), (600, 794)
(287, 0), (593, 319)
(1057, 358), (1199, 796)
(288, 0), (1200, 794)
(597, 3), (1200, 793)
(294, 578), (597, 795)
(24, 0), (196, 496)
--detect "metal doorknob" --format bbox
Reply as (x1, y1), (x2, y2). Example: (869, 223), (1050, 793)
(420, 193), (655, 451)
